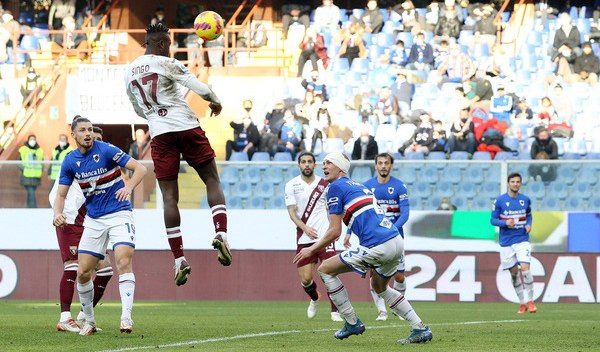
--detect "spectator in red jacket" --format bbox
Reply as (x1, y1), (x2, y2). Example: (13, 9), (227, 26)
(298, 27), (328, 76)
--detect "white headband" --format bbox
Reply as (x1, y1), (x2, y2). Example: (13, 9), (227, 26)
(324, 152), (350, 174)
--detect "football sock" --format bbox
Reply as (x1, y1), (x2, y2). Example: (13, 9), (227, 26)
(119, 273), (135, 320)
(511, 272), (525, 304)
(211, 204), (228, 238)
(370, 282), (387, 313)
(328, 296), (338, 312)
(319, 271), (358, 325)
(175, 256), (187, 269)
(77, 280), (95, 323)
(93, 266), (113, 307)
(166, 226), (185, 259)
(302, 280), (320, 302)
(521, 270), (534, 301)
(378, 288), (426, 330)
(59, 263), (78, 318)
(393, 280), (407, 295)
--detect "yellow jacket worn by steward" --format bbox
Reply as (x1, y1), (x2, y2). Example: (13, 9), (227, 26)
(18, 142), (44, 186)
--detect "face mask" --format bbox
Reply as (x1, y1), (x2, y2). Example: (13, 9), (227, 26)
(563, 50), (572, 56)
(157, 15), (164, 21)
(59, 141), (67, 148)
(244, 107), (252, 112)
(584, 48), (592, 54)
(461, 117), (468, 122)
(28, 140), (36, 147)
(360, 136), (369, 143)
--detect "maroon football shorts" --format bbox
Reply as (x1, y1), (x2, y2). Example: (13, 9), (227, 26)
(150, 127), (216, 181)
(56, 224), (84, 262)
(295, 242), (337, 268)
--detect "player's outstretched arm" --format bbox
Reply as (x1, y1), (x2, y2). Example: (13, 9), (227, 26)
(293, 214), (342, 264)
(52, 184), (70, 228)
(115, 159), (147, 202)
(172, 63), (222, 116)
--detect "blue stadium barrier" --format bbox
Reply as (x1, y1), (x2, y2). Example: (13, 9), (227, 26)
(426, 151), (446, 161)
(562, 152), (581, 160)
(405, 152), (425, 160)
(495, 152), (516, 160)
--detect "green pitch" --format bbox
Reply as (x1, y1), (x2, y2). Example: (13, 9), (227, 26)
(1, 300), (599, 351)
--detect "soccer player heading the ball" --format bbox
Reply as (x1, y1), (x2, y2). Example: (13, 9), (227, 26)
(125, 23), (231, 287)
(294, 152), (432, 344)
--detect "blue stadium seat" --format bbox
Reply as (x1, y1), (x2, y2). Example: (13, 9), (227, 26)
(555, 138), (566, 155)
(219, 166), (239, 184)
(350, 57), (369, 73)
(495, 152), (516, 160)
(396, 32), (414, 48)
(232, 182), (252, 198)
(19, 35), (39, 51)
(251, 152), (270, 162)
(465, 167), (484, 184)
(285, 167), (301, 180)
(339, 8), (350, 22)
(503, 138), (520, 153)
(445, 165), (462, 184)
(350, 166), (373, 182)
(587, 153), (600, 160)
(480, 181), (499, 198)
(368, 45), (385, 61)
(273, 152), (293, 161)
(527, 181), (546, 200)
(452, 195), (468, 209)
(459, 183), (476, 199)
(549, 182), (569, 199)
(472, 152), (491, 160)
(332, 58), (350, 72)
(579, 166), (598, 185)
(488, 166), (501, 180)
(589, 197), (600, 210)
(413, 181), (431, 197)
(267, 196), (286, 209)
(346, 71), (364, 86)
(450, 151), (469, 160)
(410, 197), (422, 210)
(473, 43), (490, 59)
(420, 165), (439, 183)
(564, 197), (582, 210)
(396, 166), (417, 184)
(437, 181), (454, 197)
(323, 138), (345, 153)
(426, 151), (446, 161)
(562, 152), (580, 160)
(254, 182), (275, 198)
(427, 195), (442, 210)
(200, 196), (209, 209)
(405, 152), (425, 160)
(247, 196), (265, 209)
(558, 166), (576, 184)
(472, 196), (492, 210)
(376, 32), (394, 47)
(230, 152), (249, 161)
(240, 166), (262, 184)
(228, 196), (243, 209)
(568, 138), (588, 156)
(264, 167), (285, 184)
(221, 183), (231, 197)
(540, 196), (560, 211)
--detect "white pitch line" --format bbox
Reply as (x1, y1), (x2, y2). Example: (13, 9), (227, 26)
(98, 319), (526, 352)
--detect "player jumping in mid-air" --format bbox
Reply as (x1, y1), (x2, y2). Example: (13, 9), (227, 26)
(491, 172), (537, 314)
(125, 23), (231, 286)
(294, 152), (432, 344)
(344, 153), (410, 321)
(53, 117), (147, 335)
(284, 152), (343, 322)
(50, 126), (113, 332)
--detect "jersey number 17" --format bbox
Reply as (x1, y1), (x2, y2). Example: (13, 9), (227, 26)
(131, 73), (159, 109)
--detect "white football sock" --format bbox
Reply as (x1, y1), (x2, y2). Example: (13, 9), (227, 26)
(76, 310), (85, 322)
(378, 288), (425, 330)
(319, 271), (358, 325)
(521, 270), (534, 301)
(511, 272), (525, 304)
(60, 311), (71, 322)
(175, 256), (186, 268)
(77, 280), (95, 323)
(119, 272), (135, 320)
(369, 281), (387, 313)
(394, 280), (407, 295)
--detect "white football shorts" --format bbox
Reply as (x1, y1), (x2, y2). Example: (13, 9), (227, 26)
(339, 235), (404, 278)
(499, 241), (531, 270)
(79, 210), (136, 259)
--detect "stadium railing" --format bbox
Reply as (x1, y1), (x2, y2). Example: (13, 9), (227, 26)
(0, 159), (598, 211)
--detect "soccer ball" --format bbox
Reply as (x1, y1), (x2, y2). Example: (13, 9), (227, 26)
(194, 11), (224, 41)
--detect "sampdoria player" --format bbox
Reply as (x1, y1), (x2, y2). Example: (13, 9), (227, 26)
(284, 151), (343, 322)
(491, 172), (537, 314)
(125, 23), (231, 286)
(50, 126), (113, 332)
(294, 152), (432, 344)
(344, 152), (410, 321)
(53, 117), (147, 335)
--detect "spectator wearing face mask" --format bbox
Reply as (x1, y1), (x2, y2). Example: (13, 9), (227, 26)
(49, 134), (74, 188)
(226, 100), (260, 160)
(20, 67), (40, 105)
(17, 134), (45, 208)
(407, 31), (434, 72)
(400, 115), (434, 155)
(301, 70), (328, 100)
(352, 128), (378, 160)
(272, 110), (303, 159)
(281, 1), (311, 40)
(354, 0), (384, 34)
(437, 197), (457, 210)
(447, 108), (476, 154)
(313, 0), (340, 35)
(571, 42), (600, 85)
(550, 12), (582, 58)
(530, 127), (558, 160)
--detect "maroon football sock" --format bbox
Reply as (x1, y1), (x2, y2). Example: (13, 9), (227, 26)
(211, 205), (228, 236)
(166, 226), (185, 259)
(302, 281), (320, 301)
(59, 267), (78, 312)
(93, 266), (113, 307)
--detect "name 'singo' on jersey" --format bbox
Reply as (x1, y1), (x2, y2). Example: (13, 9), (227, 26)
(125, 55), (204, 138)
(59, 141), (132, 219)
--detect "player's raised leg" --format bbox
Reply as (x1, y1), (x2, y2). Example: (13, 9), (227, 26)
(77, 252), (101, 336)
(317, 255), (365, 339)
(193, 159), (231, 266)
(114, 243), (135, 333)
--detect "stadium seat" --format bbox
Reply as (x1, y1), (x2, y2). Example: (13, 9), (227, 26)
(420, 165), (439, 183)
(264, 167), (285, 185)
(495, 152), (516, 160)
(251, 152), (270, 162)
(465, 167), (484, 184)
(549, 182), (569, 199)
(240, 167), (262, 184)
(332, 58), (350, 72)
(19, 35), (39, 51)
(350, 166), (373, 182)
(555, 138), (566, 155)
(459, 183), (476, 199)
(228, 196), (243, 209)
(200, 196), (209, 209)
(396, 166), (417, 184)
(427, 195), (442, 209)
(273, 152), (293, 162)
(450, 151), (469, 160)
(527, 181), (546, 200)
(452, 195), (468, 209)
(503, 138), (520, 153)
(589, 197), (600, 210)
(572, 182), (591, 200)
(254, 182), (275, 198)
(232, 182), (252, 198)
(587, 153), (600, 160)
(230, 152), (249, 161)
(540, 196), (560, 211)
(579, 166), (598, 185)
(564, 197), (582, 210)
(472, 152), (491, 160)
(568, 138), (588, 156)
(396, 32), (414, 48)
(247, 196), (265, 209)
(413, 181), (431, 197)
(426, 151), (446, 161)
(350, 57), (369, 73)
(480, 181), (500, 198)
(472, 196), (492, 210)
(267, 196), (286, 209)
(219, 166), (239, 184)
(563, 152), (580, 160)
(445, 165), (463, 184)
(437, 181), (454, 197)
(410, 197), (422, 210)
(405, 152), (425, 160)
(376, 32), (394, 47)
(558, 166), (576, 184)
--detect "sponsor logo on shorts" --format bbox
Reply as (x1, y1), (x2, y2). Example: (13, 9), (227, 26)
(158, 108), (168, 117)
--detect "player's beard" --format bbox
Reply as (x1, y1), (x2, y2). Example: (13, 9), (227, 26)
(302, 168), (314, 177)
(378, 170), (389, 178)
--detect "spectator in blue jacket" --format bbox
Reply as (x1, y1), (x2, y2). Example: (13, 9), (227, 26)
(407, 32), (434, 71)
(272, 110), (303, 159)
(490, 87), (513, 123)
